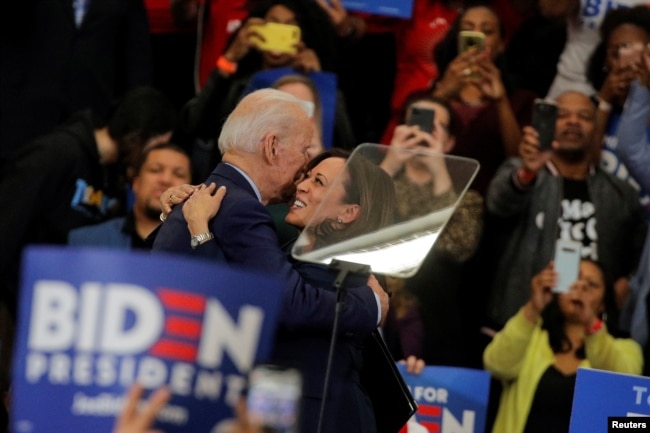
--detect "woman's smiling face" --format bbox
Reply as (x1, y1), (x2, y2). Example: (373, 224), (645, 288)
(285, 157), (348, 229)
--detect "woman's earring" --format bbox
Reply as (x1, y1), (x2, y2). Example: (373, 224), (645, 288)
(337, 218), (343, 224)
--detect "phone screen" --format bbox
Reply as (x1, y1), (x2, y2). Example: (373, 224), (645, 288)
(532, 99), (558, 151)
(408, 107), (435, 134)
(249, 23), (301, 54)
(247, 365), (302, 433)
(458, 31), (485, 54)
(553, 239), (582, 293)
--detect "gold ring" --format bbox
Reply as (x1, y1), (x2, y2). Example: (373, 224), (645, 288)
(463, 68), (472, 76)
(169, 194), (175, 202)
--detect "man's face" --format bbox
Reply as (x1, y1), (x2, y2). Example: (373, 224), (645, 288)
(132, 148), (191, 219)
(269, 114), (313, 204)
(554, 92), (597, 157)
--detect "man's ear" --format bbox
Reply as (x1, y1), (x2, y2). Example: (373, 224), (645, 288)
(262, 134), (278, 164)
(338, 204), (361, 224)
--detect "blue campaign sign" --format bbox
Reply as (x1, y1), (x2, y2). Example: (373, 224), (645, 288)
(397, 364), (491, 433)
(12, 246), (285, 433)
(342, 0), (414, 18)
(570, 367), (650, 432)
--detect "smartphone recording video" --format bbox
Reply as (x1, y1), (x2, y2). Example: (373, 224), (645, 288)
(532, 98), (558, 151)
(458, 31), (485, 54)
(248, 22), (301, 55)
(408, 107), (435, 134)
(407, 106), (435, 147)
(553, 239), (582, 293)
(247, 365), (302, 433)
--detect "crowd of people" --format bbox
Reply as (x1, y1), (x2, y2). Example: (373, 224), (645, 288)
(1, 0), (650, 432)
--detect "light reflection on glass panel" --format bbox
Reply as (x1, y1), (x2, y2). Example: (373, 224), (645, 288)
(291, 143), (479, 277)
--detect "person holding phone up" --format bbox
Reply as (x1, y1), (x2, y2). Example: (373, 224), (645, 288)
(483, 90), (646, 335)
(429, 4), (536, 196)
(584, 7), (650, 320)
(177, 0), (339, 180)
(379, 93), (484, 366)
(484, 260), (642, 433)
(587, 6), (650, 170)
(614, 19), (650, 374)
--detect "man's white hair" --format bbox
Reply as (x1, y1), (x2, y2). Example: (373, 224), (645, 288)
(218, 88), (312, 155)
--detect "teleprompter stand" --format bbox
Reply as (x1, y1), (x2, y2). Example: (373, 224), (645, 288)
(317, 259), (416, 433)
(316, 259), (371, 433)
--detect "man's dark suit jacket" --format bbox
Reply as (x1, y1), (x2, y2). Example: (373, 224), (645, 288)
(152, 163), (380, 432)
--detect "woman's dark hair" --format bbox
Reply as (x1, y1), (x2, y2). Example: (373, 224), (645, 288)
(398, 91), (458, 138)
(235, 0), (338, 75)
(432, 3), (512, 93)
(587, 6), (650, 97)
(542, 259), (619, 357)
(306, 150), (398, 249)
(303, 148), (350, 172)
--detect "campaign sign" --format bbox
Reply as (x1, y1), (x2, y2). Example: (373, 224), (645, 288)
(570, 367), (650, 432)
(12, 247), (285, 433)
(342, 0), (414, 18)
(397, 364), (490, 433)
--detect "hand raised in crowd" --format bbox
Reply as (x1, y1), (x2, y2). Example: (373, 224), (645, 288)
(291, 42), (321, 73)
(113, 384), (170, 433)
(518, 125), (553, 175)
(399, 356), (426, 375)
(160, 184), (199, 219)
(315, 0), (347, 27)
(367, 274), (389, 327)
(416, 129), (452, 184)
(223, 17), (267, 65)
(476, 51), (506, 101)
(381, 125), (428, 176)
(314, 0), (366, 38)
(214, 398), (264, 433)
(524, 261), (557, 322)
(565, 277), (603, 330)
(598, 59), (637, 104)
(183, 183), (227, 236)
(433, 47), (482, 99)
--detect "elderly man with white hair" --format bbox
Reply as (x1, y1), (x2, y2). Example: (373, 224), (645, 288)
(152, 87), (389, 433)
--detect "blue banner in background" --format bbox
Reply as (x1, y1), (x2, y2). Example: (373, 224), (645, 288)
(570, 368), (650, 433)
(342, 0), (414, 18)
(12, 247), (284, 433)
(397, 364), (490, 433)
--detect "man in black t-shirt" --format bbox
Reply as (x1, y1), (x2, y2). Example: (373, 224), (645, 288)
(484, 90), (647, 329)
